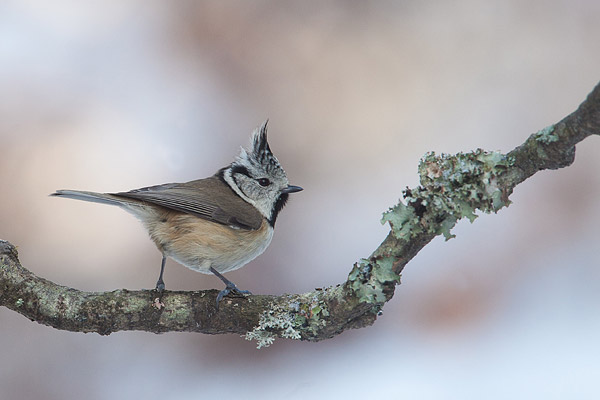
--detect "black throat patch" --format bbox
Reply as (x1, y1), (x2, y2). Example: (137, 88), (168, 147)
(269, 193), (289, 227)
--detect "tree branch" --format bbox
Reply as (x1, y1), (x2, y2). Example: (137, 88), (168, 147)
(2, 82), (599, 347)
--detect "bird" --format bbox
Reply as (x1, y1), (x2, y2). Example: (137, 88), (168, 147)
(51, 120), (302, 307)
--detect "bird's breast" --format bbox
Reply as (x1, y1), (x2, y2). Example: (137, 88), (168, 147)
(146, 211), (274, 274)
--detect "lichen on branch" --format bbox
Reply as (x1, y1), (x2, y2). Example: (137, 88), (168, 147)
(383, 149), (513, 241)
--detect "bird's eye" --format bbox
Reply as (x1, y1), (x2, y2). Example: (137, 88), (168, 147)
(257, 178), (271, 187)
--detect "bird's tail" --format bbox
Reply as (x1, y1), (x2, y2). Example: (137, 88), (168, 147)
(50, 190), (126, 207)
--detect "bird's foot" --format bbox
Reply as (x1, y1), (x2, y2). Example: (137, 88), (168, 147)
(215, 283), (252, 309)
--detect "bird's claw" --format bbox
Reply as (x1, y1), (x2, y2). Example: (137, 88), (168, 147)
(215, 283), (252, 309)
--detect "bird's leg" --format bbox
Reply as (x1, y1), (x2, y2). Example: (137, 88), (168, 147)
(155, 255), (166, 292)
(209, 267), (252, 308)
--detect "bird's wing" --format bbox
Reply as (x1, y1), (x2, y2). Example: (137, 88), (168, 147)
(113, 176), (263, 230)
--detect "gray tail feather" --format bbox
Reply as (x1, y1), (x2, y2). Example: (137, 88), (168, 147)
(50, 190), (125, 207)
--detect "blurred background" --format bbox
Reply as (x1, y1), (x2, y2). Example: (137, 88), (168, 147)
(1, 1), (599, 399)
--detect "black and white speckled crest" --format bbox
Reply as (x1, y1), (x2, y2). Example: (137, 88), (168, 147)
(249, 120), (283, 174)
(231, 120), (288, 182)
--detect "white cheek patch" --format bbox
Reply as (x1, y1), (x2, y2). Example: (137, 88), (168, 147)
(223, 168), (275, 220)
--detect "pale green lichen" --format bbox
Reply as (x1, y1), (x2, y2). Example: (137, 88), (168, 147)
(245, 302), (300, 349)
(15, 298), (24, 307)
(382, 149), (513, 241)
(245, 293), (331, 349)
(347, 257), (400, 304)
(535, 124), (559, 144)
(381, 202), (420, 240)
(292, 293), (330, 336)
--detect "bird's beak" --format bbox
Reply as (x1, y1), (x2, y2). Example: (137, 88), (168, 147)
(282, 185), (303, 194)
